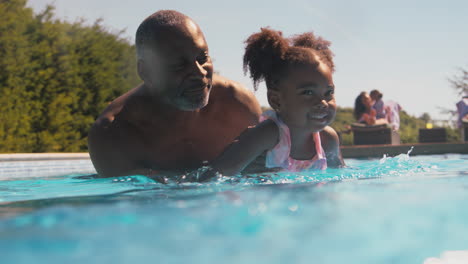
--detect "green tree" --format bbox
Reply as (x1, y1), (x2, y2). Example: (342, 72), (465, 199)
(0, 0), (140, 153)
(330, 107), (354, 145)
(398, 111), (426, 143)
(0, 0), (36, 152)
(419, 113), (431, 124)
(449, 67), (468, 97)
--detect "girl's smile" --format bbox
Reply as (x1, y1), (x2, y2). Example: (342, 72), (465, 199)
(274, 60), (336, 132)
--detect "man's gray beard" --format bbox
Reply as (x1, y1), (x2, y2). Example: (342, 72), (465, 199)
(174, 93), (210, 111)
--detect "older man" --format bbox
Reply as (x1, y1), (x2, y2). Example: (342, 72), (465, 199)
(88, 10), (261, 178)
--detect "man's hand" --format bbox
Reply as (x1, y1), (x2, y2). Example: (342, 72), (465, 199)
(177, 166), (221, 183)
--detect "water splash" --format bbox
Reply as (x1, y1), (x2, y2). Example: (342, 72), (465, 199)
(0, 150), (441, 204)
(379, 154), (387, 164)
(407, 146), (414, 155)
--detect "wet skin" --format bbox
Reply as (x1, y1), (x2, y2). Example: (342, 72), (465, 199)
(88, 18), (261, 178)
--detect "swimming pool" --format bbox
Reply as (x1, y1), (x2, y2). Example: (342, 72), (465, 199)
(1, 153), (467, 264)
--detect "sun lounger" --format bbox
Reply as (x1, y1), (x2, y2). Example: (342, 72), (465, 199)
(418, 128), (447, 143)
(462, 119), (468, 142)
(457, 98), (468, 141)
(351, 123), (400, 145)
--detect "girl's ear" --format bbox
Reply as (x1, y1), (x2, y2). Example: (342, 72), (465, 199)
(267, 89), (281, 112)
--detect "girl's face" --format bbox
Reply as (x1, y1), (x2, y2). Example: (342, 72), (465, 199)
(273, 62), (336, 132)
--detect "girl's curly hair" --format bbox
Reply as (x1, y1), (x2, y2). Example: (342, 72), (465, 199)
(243, 27), (334, 90)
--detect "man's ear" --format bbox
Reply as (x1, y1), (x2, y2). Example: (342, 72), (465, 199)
(137, 59), (145, 80)
(267, 89), (281, 112)
(137, 59), (146, 81)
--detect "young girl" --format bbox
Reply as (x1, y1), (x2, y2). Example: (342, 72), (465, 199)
(191, 28), (345, 181)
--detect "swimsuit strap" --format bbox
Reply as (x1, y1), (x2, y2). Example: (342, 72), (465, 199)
(313, 132), (325, 160)
(260, 110), (327, 171)
(260, 110), (291, 169)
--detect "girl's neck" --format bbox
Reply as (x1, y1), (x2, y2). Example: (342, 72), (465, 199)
(288, 126), (317, 160)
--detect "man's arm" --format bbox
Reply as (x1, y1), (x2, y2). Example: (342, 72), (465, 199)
(88, 118), (142, 178)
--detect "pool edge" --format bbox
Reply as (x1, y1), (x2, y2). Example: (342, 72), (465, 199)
(1, 142), (467, 162)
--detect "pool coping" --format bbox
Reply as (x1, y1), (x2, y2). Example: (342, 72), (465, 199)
(0, 142), (467, 162)
(341, 142), (468, 158)
(0, 153), (90, 162)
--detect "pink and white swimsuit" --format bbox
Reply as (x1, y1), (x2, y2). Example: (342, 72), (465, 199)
(260, 110), (327, 172)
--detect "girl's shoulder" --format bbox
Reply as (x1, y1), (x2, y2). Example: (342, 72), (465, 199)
(252, 118), (281, 150)
(319, 126), (345, 167)
(319, 126), (340, 151)
(230, 117), (281, 153)
(320, 126), (339, 139)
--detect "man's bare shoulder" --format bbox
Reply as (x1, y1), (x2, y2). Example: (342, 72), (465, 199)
(93, 85), (144, 129)
(212, 74), (253, 98)
(88, 85), (149, 177)
(211, 74), (261, 114)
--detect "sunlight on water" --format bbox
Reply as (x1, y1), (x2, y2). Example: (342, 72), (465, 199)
(424, 250), (468, 264)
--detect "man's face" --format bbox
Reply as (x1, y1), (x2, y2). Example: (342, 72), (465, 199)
(140, 19), (214, 111)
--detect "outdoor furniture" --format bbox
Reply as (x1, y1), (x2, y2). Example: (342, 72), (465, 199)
(351, 123), (400, 145)
(456, 97), (468, 142)
(418, 128), (447, 143)
(463, 120), (468, 142)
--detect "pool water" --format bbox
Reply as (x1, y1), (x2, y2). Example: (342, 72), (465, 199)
(1, 153), (467, 264)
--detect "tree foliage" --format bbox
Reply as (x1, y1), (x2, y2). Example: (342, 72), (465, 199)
(329, 107), (354, 145)
(449, 67), (468, 97)
(0, 0), (140, 152)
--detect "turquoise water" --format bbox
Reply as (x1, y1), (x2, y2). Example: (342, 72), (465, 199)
(1, 153), (468, 264)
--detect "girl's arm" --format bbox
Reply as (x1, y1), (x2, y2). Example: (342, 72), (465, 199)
(194, 119), (279, 181)
(320, 126), (345, 168)
(212, 119), (279, 175)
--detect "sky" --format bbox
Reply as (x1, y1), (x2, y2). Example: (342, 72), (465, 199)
(28, 0), (468, 121)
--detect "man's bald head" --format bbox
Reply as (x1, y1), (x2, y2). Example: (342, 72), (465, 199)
(134, 10), (213, 111)
(136, 10), (198, 59)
